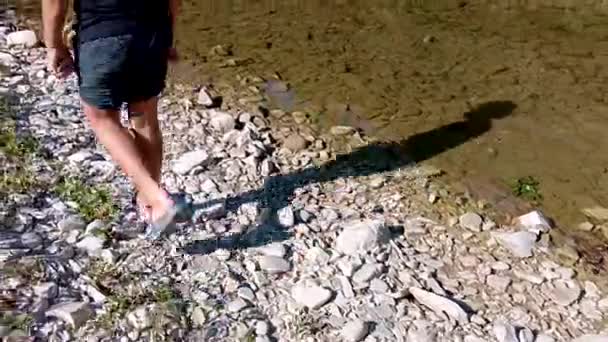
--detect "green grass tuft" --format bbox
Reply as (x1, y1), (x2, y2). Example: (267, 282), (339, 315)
(54, 176), (119, 222)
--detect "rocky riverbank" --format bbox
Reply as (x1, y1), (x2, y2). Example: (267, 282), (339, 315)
(1, 24), (608, 342)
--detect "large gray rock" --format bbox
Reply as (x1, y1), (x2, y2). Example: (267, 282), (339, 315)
(459, 212), (483, 232)
(257, 255), (290, 274)
(335, 219), (390, 255)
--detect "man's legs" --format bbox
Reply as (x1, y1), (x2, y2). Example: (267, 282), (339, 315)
(82, 100), (171, 219)
(128, 97), (164, 214)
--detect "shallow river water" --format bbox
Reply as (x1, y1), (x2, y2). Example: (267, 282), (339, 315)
(5, 1), (608, 245)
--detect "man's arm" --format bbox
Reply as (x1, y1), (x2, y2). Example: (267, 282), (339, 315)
(42, 0), (68, 48)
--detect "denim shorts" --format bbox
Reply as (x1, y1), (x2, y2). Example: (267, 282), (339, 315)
(74, 33), (169, 110)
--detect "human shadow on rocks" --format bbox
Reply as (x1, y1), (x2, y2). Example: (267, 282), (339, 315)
(182, 101), (516, 255)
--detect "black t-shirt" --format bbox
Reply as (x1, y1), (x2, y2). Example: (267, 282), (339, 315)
(73, 0), (171, 44)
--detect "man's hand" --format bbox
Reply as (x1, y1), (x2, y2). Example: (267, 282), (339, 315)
(46, 46), (74, 78)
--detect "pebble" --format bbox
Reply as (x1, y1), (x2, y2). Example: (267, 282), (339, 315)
(209, 110), (236, 133)
(352, 263), (382, 284)
(75, 236), (105, 256)
(58, 216), (86, 232)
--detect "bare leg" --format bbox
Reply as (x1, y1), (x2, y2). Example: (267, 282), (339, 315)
(127, 97), (163, 218)
(82, 99), (171, 217)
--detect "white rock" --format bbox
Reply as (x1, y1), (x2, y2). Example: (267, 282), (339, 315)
(197, 87), (214, 106)
(75, 236), (105, 256)
(172, 150), (210, 175)
(46, 302), (93, 328)
(409, 287), (469, 324)
(340, 319), (369, 342)
(0, 52), (15, 65)
(6, 30), (38, 47)
(277, 206), (295, 227)
(572, 335), (608, 342)
(191, 307), (206, 326)
(549, 280), (581, 306)
(291, 282), (332, 309)
(227, 298), (250, 313)
(352, 263), (382, 283)
(582, 206), (608, 221)
(209, 110), (235, 133)
(515, 210), (552, 233)
(493, 321), (518, 342)
(68, 150), (94, 163)
(464, 336), (486, 342)
(492, 231), (537, 258)
(459, 212), (483, 232)
(257, 255), (290, 274)
(335, 219), (390, 255)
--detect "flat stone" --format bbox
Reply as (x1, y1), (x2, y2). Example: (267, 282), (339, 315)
(492, 231), (537, 258)
(291, 282), (333, 309)
(459, 212), (483, 232)
(549, 280), (581, 306)
(257, 255), (290, 274)
(46, 302), (93, 328)
(370, 278), (389, 294)
(486, 275), (512, 292)
(577, 221), (595, 232)
(6, 30), (38, 47)
(409, 287), (469, 324)
(514, 269), (545, 284)
(237, 287), (256, 302)
(340, 319), (369, 342)
(330, 125), (356, 136)
(256, 243), (287, 258)
(335, 219), (390, 255)
(227, 298), (250, 313)
(572, 335), (608, 342)
(172, 150), (210, 175)
(582, 206), (608, 221)
(352, 263), (382, 284)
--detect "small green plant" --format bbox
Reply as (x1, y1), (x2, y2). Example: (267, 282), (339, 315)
(0, 126), (39, 157)
(0, 313), (33, 332)
(0, 167), (38, 194)
(153, 285), (177, 303)
(510, 176), (542, 202)
(54, 176), (119, 222)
